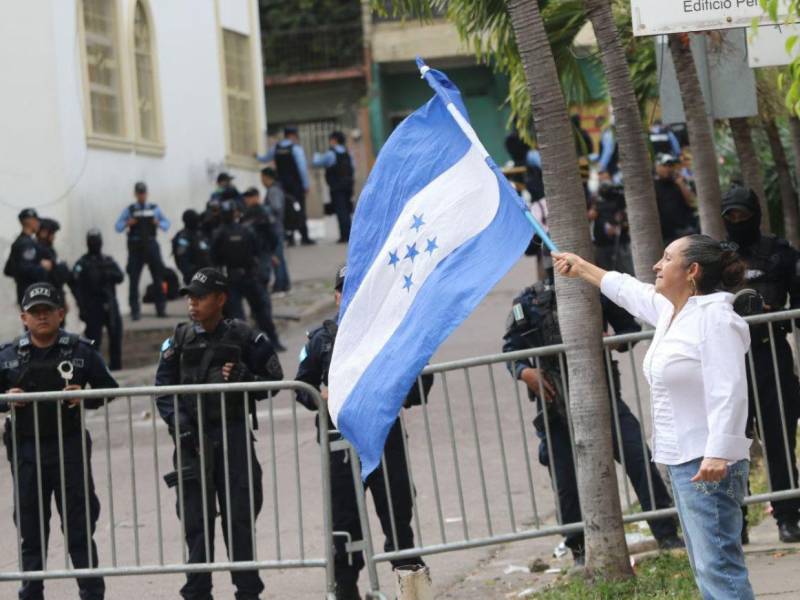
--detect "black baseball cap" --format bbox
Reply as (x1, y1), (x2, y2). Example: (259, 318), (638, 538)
(134, 181), (147, 193)
(242, 187), (259, 198)
(180, 268), (229, 297)
(334, 265), (347, 291)
(261, 167), (277, 178)
(18, 208), (38, 222)
(721, 185), (759, 216)
(21, 283), (64, 311)
(217, 172), (234, 184)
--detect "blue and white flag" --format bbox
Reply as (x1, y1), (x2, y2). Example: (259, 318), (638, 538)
(328, 59), (546, 477)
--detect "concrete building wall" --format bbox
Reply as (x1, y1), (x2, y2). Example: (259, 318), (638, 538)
(0, 0), (266, 338)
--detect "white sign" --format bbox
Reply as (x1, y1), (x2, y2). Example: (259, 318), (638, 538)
(747, 24), (800, 67)
(631, 0), (789, 37)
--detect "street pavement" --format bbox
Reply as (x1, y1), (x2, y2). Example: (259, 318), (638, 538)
(1, 215), (799, 599)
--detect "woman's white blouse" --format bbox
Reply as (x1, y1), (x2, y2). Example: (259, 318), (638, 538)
(601, 271), (752, 465)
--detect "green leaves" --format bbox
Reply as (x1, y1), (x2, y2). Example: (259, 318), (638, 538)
(758, 0), (800, 115)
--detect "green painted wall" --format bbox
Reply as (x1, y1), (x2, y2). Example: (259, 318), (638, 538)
(373, 65), (512, 164)
(367, 58), (607, 161)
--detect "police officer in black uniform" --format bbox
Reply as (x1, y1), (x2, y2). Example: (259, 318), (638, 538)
(172, 210), (211, 285)
(272, 127), (314, 245)
(4, 209), (50, 306)
(240, 187), (279, 284)
(722, 185), (800, 543)
(1, 282), (119, 600)
(73, 230), (124, 371)
(201, 199), (223, 241)
(503, 282), (682, 564)
(313, 131), (355, 243)
(295, 267), (428, 600)
(155, 267), (283, 600)
(35, 218), (74, 300)
(114, 181), (169, 320)
(211, 201), (285, 352)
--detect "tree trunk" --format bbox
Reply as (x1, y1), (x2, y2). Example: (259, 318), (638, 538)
(505, 0), (632, 580)
(729, 117), (770, 233)
(585, 0), (662, 283)
(788, 116), (800, 214)
(668, 34), (726, 240)
(764, 118), (800, 246)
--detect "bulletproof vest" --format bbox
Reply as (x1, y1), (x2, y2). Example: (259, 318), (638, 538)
(178, 230), (211, 268)
(317, 320), (338, 386)
(740, 236), (790, 311)
(128, 203), (158, 241)
(77, 255), (107, 296)
(174, 321), (252, 425)
(506, 284), (562, 373)
(273, 143), (304, 198)
(11, 334), (81, 438)
(216, 224), (251, 270)
(325, 151), (354, 192)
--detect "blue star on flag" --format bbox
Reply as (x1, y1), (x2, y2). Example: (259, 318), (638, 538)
(411, 214), (425, 232)
(425, 237), (438, 256)
(402, 274), (414, 291)
(388, 250), (400, 268)
(404, 243), (419, 262)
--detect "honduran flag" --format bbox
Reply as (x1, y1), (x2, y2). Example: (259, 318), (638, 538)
(328, 59), (550, 477)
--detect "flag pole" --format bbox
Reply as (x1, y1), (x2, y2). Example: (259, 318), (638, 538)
(416, 57), (558, 253)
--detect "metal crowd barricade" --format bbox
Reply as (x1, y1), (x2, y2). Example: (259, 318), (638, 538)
(351, 308), (800, 596)
(0, 381), (336, 599)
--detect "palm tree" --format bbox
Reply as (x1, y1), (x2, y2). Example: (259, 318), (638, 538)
(384, 0), (634, 576)
(764, 118), (800, 245)
(729, 117), (770, 233)
(584, 0), (662, 282)
(668, 33), (726, 240)
(758, 69), (800, 245)
(504, 0), (632, 578)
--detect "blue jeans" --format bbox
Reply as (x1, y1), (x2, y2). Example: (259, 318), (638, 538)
(668, 458), (754, 600)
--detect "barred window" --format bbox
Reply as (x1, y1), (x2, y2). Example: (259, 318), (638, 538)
(223, 29), (256, 157)
(83, 0), (124, 137)
(133, 1), (160, 143)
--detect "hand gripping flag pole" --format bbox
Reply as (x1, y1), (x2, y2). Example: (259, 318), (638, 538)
(416, 57), (559, 253)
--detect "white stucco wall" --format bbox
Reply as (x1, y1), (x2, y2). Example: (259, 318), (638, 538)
(0, 0), (266, 339)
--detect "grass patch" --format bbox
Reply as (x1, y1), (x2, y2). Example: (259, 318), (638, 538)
(528, 553), (699, 599)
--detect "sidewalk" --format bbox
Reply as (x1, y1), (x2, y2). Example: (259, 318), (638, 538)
(744, 517), (800, 598)
(437, 516), (800, 598)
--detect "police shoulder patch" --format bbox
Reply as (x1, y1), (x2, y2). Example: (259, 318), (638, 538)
(299, 345), (308, 363)
(161, 338), (172, 353)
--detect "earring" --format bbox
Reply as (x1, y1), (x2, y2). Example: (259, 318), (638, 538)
(689, 277), (697, 296)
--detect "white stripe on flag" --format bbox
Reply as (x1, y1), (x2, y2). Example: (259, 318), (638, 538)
(328, 143), (500, 425)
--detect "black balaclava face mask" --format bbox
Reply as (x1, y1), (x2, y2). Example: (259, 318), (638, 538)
(183, 209), (200, 231)
(87, 231), (102, 255)
(722, 186), (762, 248)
